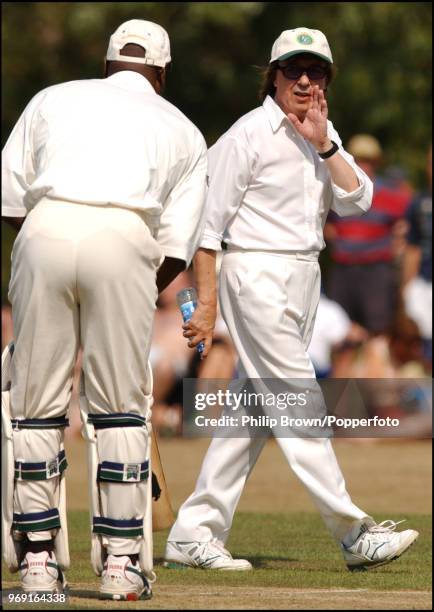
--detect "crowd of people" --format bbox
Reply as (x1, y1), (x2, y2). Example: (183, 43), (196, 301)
(1, 136), (431, 438)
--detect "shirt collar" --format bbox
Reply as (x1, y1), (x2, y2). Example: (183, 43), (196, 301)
(105, 71), (156, 94)
(263, 95), (288, 133)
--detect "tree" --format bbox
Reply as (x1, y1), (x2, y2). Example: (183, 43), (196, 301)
(2, 2), (432, 302)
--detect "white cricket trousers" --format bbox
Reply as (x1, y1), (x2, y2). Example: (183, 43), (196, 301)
(169, 250), (370, 545)
(8, 199), (163, 550)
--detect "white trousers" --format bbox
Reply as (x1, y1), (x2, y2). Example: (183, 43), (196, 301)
(8, 200), (163, 548)
(169, 250), (370, 545)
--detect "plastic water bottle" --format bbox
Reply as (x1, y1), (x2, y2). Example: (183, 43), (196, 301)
(176, 287), (205, 354)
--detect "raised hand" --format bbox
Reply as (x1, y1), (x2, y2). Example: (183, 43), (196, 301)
(287, 85), (330, 151)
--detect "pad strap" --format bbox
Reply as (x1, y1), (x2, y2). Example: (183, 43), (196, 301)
(93, 517), (143, 538)
(15, 450), (68, 481)
(13, 509), (61, 533)
(87, 413), (146, 429)
(11, 417), (69, 430)
(98, 460), (149, 483)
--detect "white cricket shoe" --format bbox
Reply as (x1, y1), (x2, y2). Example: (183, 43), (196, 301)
(20, 551), (66, 593)
(164, 539), (252, 570)
(342, 520), (419, 571)
(100, 554), (152, 601)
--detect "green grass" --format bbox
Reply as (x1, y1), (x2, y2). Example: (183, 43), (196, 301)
(2, 511), (431, 609)
(158, 512), (432, 590)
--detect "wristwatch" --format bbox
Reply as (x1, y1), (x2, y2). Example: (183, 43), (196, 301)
(317, 140), (339, 159)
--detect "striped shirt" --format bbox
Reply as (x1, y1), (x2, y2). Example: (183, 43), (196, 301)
(328, 181), (411, 264)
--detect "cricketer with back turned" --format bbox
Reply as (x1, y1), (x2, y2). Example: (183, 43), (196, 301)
(2, 19), (207, 600)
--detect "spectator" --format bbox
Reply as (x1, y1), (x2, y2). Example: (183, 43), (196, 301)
(150, 270), (196, 433)
(381, 165), (414, 204)
(402, 145), (432, 366)
(151, 267), (238, 434)
(342, 314), (427, 379)
(308, 293), (368, 378)
(333, 314), (431, 439)
(325, 134), (412, 335)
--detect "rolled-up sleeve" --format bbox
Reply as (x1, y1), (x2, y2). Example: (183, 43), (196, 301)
(200, 135), (254, 251)
(327, 123), (373, 217)
(1, 98), (39, 217)
(157, 132), (208, 267)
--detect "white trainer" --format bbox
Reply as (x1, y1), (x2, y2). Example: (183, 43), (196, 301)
(342, 520), (419, 571)
(100, 554), (152, 601)
(20, 551), (66, 593)
(164, 539), (252, 570)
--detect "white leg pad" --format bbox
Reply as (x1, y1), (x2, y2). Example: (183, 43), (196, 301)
(2, 388), (20, 572)
(80, 361), (155, 581)
(1, 343), (70, 571)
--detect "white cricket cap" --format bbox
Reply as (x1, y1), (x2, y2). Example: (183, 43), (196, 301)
(106, 19), (171, 67)
(270, 28), (333, 64)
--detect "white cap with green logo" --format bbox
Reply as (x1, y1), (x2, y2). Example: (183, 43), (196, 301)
(270, 28), (333, 64)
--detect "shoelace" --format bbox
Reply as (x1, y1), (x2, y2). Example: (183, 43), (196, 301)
(358, 519), (406, 544)
(368, 519), (406, 534)
(197, 538), (232, 562)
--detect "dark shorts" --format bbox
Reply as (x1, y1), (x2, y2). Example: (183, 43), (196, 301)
(327, 261), (397, 334)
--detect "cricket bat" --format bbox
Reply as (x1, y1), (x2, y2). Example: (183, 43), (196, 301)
(151, 428), (175, 531)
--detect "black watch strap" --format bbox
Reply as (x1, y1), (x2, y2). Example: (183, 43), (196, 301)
(318, 140), (339, 159)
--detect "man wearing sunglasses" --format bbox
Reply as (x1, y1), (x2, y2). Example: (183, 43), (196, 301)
(165, 28), (419, 572)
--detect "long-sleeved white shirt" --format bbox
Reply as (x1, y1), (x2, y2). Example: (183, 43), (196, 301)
(2, 71), (207, 264)
(200, 95), (373, 252)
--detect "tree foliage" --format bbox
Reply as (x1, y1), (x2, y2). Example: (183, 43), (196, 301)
(1, 2), (432, 301)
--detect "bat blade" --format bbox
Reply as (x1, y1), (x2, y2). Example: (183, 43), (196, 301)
(151, 429), (175, 531)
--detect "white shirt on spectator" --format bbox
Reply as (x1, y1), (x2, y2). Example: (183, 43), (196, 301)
(200, 95), (372, 252)
(308, 294), (351, 374)
(2, 71), (207, 264)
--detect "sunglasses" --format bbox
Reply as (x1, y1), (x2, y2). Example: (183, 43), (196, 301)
(278, 63), (329, 81)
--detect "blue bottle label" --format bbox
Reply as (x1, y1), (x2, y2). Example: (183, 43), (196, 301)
(180, 300), (204, 353)
(180, 301), (196, 323)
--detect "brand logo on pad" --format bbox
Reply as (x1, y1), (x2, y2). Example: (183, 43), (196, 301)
(124, 463), (141, 481)
(47, 458), (59, 478)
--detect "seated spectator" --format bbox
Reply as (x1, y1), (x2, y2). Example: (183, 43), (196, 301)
(335, 313), (428, 379)
(151, 266), (238, 435)
(335, 314), (431, 439)
(150, 271), (196, 433)
(308, 293), (368, 378)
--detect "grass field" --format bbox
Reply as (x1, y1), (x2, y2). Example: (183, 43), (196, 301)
(2, 438), (432, 610)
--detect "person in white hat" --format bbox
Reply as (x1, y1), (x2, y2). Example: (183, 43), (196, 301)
(2, 19), (207, 600)
(165, 27), (419, 572)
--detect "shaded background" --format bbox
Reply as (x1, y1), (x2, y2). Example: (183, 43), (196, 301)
(1, 1), (432, 302)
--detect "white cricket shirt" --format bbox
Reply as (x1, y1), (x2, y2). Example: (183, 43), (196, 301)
(2, 71), (207, 264)
(200, 95), (373, 252)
